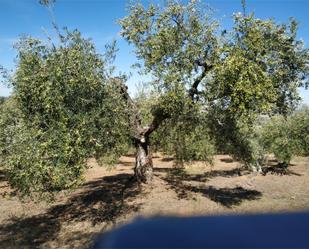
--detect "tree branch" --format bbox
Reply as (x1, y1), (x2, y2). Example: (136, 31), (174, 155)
(145, 107), (170, 136)
(113, 78), (144, 140)
(145, 62), (213, 136)
(189, 62), (213, 101)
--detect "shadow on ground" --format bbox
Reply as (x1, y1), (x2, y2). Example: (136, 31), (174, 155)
(189, 185), (261, 208)
(155, 166), (247, 182)
(161, 157), (174, 162)
(160, 167), (262, 208)
(220, 158), (234, 163)
(0, 159), (302, 248)
(158, 161), (302, 207)
(262, 164), (301, 176)
(0, 173), (140, 249)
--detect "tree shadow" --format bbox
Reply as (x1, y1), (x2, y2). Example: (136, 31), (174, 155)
(0, 173), (140, 249)
(161, 157), (174, 162)
(153, 167), (171, 173)
(156, 166), (248, 183)
(162, 168), (261, 208)
(267, 159), (278, 164)
(262, 164), (301, 176)
(190, 185), (262, 208)
(220, 158), (234, 163)
(189, 167), (248, 182)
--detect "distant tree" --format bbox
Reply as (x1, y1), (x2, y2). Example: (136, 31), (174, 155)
(261, 106), (309, 165)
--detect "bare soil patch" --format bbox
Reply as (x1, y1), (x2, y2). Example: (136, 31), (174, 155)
(0, 154), (308, 248)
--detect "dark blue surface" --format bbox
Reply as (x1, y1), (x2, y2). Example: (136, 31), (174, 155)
(92, 212), (309, 248)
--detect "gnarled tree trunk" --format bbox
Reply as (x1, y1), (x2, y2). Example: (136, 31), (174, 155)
(112, 77), (168, 183)
(134, 136), (153, 183)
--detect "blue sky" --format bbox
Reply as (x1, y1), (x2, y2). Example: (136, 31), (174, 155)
(0, 0), (308, 103)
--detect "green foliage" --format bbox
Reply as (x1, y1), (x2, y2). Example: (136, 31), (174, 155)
(209, 13), (308, 120)
(134, 84), (215, 165)
(290, 107), (309, 156)
(1, 0), (308, 198)
(0, 30), (130, 197)
(208, 106), (309, 168)
(119, 0), (219, 92)
(206, 107), (267, 171)
(134, 83), (160, 126)
(261, 116), (294, 163)
(157, 119), (215, 165)
(165, 104), (215, 165)
(0, 65), (11, 87)
(0, 97), (20, 166)
(261, 107), (309, 163)
(39, 0), (55, 6)
(120, 0), (221, 165)
(0, 96), (6, 106)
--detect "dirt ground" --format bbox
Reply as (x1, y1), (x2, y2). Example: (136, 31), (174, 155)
(0, 154), (308, 248)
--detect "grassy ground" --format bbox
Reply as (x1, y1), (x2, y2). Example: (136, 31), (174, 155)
(0, 154), (308, 248)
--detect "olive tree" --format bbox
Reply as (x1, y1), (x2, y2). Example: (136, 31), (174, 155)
(0, 31), (130, 197)
(119, 0), (308, 178)
(206, 12), (308, 171)
(119, 0), (220, 182)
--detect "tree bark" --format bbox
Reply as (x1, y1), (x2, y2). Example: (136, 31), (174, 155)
(113, 78), (156, 183)
(134, 135), (153, 183)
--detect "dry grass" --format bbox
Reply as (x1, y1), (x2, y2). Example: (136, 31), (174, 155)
(0, 154), (308, 248)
